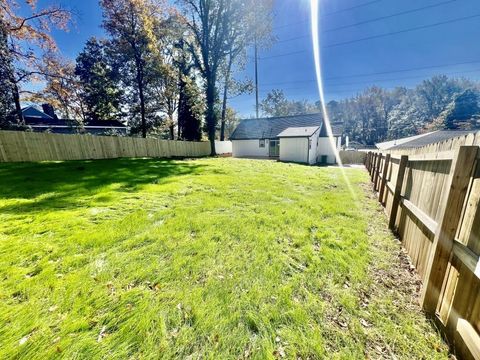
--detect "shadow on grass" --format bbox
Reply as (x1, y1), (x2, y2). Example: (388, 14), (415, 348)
(0, 158), (208, 213)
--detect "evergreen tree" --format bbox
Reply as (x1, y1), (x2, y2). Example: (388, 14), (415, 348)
(75, 38), (123, 122)
(178, 73), (203, 141)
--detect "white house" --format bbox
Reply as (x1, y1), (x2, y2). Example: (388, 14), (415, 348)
(230, 113), (343, 164)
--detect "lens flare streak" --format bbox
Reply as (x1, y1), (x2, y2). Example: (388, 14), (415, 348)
(310, 0), (358, 202)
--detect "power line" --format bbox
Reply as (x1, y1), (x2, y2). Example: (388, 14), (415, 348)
(273, 0), (382, 30)
(325, 13), (480, 48)
(274, 0), (457, 43)
(326, 59), (480, 80)
(261, 59), (480, 86)
(275, 35), (309, 44)
(324, 0), (457, 33)
(260, 13), (480, 59)
(259, 49), (308, 60)
(325, 0), (383, 16)
(327, 67), (480, 88)
(257, 67), (480, 94)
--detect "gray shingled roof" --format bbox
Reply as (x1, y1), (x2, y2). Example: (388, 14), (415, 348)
(325, 122), (344, 137)
(277, 126), (320, 137)
(389, 130), (479, 149)
(230, 113), (343, 140)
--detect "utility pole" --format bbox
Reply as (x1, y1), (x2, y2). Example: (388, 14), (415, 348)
(254, 38), (259, 118)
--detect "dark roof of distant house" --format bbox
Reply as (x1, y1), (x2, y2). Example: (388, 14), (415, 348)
(21, 106), (126, 128)
(230, 113), (343, 140)
(389, 130), (479, 150)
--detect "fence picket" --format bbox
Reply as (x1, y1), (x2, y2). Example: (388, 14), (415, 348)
(379, 154), (391, 204)
(420, 146), (479, 313)
(389, 155), (408, 231)
(0, 131), (216, 162)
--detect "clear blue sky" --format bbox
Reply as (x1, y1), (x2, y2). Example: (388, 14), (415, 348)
(43, 0), (480, 118)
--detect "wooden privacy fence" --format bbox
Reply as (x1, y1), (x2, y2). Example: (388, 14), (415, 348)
(365, 146), (480, 360)
(0, 130), (212, 162)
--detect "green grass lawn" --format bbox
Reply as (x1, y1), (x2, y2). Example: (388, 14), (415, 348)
(0, 158), (448, 359)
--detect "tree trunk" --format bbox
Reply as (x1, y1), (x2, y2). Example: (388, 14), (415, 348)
(135, 55), (147, 138)
(169, 119), (174, 140)
(12, 81), (24, 124)
(138, 81), (147, 138)
(220, 54), (233, 142)
(206, 74), (217, 156)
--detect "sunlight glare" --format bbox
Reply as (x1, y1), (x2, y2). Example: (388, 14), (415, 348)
(310, 0), (359, 203)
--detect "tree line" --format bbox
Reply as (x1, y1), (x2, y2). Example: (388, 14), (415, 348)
(0, 0), (273, 155)
(260, 75), (480, 145)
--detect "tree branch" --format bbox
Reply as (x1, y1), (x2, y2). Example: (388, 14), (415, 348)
(9, 8), (70, 32)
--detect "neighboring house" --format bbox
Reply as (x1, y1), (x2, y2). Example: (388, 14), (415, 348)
(376, 130), (480, 150)
(375, 132), (432, 150)
(230, 113), (344, 164)
(21, 105), (127, 135)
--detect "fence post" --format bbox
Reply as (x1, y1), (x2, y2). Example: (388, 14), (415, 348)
(370, 153), (376, 179)
(420, 146), (479, 314)
(373, 153), (382, 191)
(389, 155), (408, 231)
(365, 152), (370, 169)
(379, 153), (391, 204)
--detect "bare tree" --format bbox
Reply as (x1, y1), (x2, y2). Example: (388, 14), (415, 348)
(178, 0), (272, 154)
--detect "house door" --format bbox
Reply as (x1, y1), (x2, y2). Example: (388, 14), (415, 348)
(269, 139), (279, 157)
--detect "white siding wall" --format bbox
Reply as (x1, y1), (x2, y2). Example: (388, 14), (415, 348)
(316, 137), (339, 164)
(279, 137), (309, 163)
(232, 139), (269, 158)
(233, 133), (342, 164)
(309, 132), (319, 165)
(215, 141), (232, 154)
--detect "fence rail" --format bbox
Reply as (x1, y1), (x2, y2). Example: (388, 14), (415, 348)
(0, 131), (215, 162)
(365, 146), (480, 360)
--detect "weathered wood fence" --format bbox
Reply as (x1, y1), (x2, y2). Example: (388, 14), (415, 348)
(0, 131), (212, 162)
(365, 139), (480, 359)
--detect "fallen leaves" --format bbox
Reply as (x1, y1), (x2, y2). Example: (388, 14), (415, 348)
(19, 335), (30, 345)
(273, 346), (286, 358)
(97, 326), (108, 342)
(360, 318), (372, 328)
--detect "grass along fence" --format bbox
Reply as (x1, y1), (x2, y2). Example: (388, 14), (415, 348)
(365, 142), (480, 360)
(339, 150), (366, 165)
(0, 130), (212, 162)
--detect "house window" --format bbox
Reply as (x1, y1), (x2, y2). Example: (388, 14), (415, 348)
(259, 139), (265, 148)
